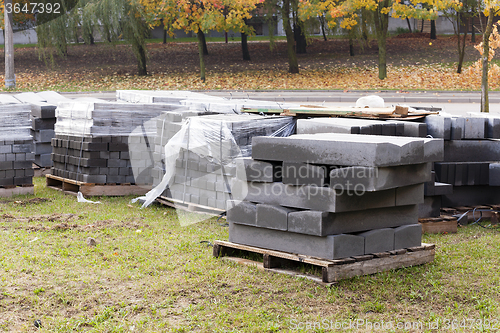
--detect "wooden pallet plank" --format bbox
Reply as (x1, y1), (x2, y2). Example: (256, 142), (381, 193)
(323, 249), (435, 282)
(420, 219), (457, 234)
(45, 174), (150, 196)
(214, 240), (435, 284)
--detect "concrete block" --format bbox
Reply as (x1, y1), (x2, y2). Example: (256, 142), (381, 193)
(442, 185), (500, 207)
(359, 228), (395, 254)
(489, 163), (500, 186)
(329, 163), (431, 192)
(433, 182), (453, 196)
(395, 184), (424, 206)
(418, 196), (441, 218)
(226, 200), (257, 226)
(444, 140), (500, 162)
(423, 138), (444, 163)
(425, 115), (451, 140)
(394, 224), (421, 250)
(464, 117), (486, 139)
(252, 134), (428, 167)
(229, 222), (365, 260)
(451, 117), (464, 140)
(282, 162), (327, 186)
(287, 205), (418, 236)
(231, 180), (398, 212)
(256, 204), (296, 231)
(235, 157), (280, 182)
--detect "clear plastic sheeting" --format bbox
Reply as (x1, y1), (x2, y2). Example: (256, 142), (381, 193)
(0, 105), (32, 140)
(179, 98), (301, 114)
(117, 90), (225, 104)
(134, 114), (295, 226)
(54, 101), (184, 137)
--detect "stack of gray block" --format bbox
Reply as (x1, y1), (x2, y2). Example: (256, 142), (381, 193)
(425, 113), (500, 207)
(0, 100), (34, 188)
(156, 114), (295, 210)
(117, 90), (300, 113)
(51, 100), (181, 185)
(13, 91), (70, 168)
(297, 118), (427, 137)
(151, 109), (222, 187)
(227, 133), (444, 260)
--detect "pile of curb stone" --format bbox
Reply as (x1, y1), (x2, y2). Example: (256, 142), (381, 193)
(227, 133), (444, 260)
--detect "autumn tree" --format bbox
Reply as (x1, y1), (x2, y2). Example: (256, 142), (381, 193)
(161, 0), (261, 82)
(36, 0), (151, 75)
(301, 0), (460, 79)
(443, 0), (478, 73)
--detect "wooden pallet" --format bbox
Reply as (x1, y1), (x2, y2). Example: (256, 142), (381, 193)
(242, 105), (438, 119)
(157, 196), (225, 215)
(419, 216), (458, 234)
(0, 184), (34, 197)
(46, 174), (150, 197)
(213, 240), (435, 285)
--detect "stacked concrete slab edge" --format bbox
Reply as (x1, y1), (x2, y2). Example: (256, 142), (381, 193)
(425, 113), (500, 208)
(0, 96), (34, 188)
(228, 132), (443, 260)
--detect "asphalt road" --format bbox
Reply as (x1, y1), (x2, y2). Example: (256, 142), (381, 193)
(60, 90), (500, 116)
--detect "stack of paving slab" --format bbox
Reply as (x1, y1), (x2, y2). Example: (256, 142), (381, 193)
(155, 114), (295, 210)
(297, 117), (428, 137)
(117, 89), (299, 113)
(14, 91), (70, 168)
(425, 113), (500, 207)
(0, 95), (35, 191)
(51, 100), (182, 185)
(227, 133), (444, 260)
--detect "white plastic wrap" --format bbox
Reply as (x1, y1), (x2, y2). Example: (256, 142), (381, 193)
(134, 114), (296, 218)
(54, 101), (183, 137)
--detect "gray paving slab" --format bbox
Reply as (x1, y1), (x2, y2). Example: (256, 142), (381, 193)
(282, 162), (327, 186)
(418, 196), (442, 218)
(287, 205), (418, 236)
(464, 117), (487, 139)
(489, 163), (500, 186)
(329, 163), (431, 192)
(395, 184), (424, 206)
(235, 157), (280, 182)
(394, 224), (422, 250)
(226, 200), (257, 226)
(442, 185), (500, 207)
(425, 115), (451, 140)
(256, 204), (297, 231)
(450, 117), (464, 140)
(228, 222), (365, 259)
(232, 180), (399, 212)
(252, 134), (430, 167)
(443, 140), (500, 162)
(359, 228), (395, 254)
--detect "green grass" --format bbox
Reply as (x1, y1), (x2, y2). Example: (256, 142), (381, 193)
(0, 177), (499, 331)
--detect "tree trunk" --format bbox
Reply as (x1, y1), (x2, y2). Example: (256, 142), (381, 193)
(241, 32), (250, 61)
(136, 43), (147, 75)
(320, 15), (328, 41)
(430, 20), (436, 39)
(481, 13), (494, 113)
(163, 29), (167, 44)
(471, 17), (475, 43)
(197, 31), (206, 82)
(406, 18), (412, 33)
(294, 21), (307, 54)
(4, 0), (15, 88)
(361, 10), (369, 43)
(199, 30), (209, 55)
(374, 0), (390, 79)
(282, 0), (299, 73)
(456, 17), (467, 74)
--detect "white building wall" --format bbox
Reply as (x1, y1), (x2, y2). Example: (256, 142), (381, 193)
(0, 28), (38, 44)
